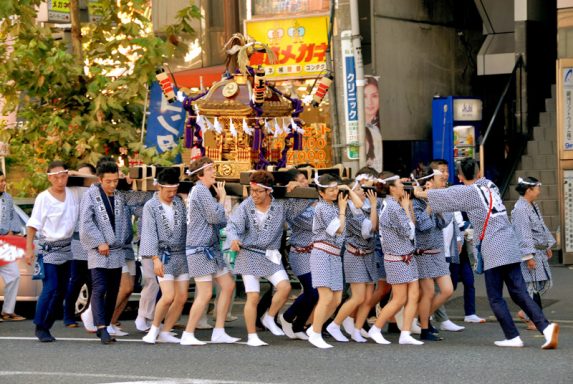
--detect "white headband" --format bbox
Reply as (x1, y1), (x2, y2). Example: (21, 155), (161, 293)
(353, 174), (374, 190)
(47, 170), (69, 176)
(314, 173), (338, 188)
(517, 177), (541, 186)
(186, 162), (214, 176)
(250, 182), (273, 191)
(376, 175), (399, 184)
(413, 168), (443, 183)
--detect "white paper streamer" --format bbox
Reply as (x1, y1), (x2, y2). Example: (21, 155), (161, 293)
(213, 117), (222, 134)
(243, 118), (253, 135)
(229, 118), (237, 137)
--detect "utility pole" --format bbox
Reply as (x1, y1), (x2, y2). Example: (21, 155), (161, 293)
(349, 0), (366, 167)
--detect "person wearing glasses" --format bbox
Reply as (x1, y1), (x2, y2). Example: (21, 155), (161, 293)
(511, 177), (556, 331)
(226, 170), (309, 346)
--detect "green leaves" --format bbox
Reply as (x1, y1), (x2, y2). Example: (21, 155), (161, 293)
(2, 0), (199, 195)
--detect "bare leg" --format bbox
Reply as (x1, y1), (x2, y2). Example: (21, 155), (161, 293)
(185, 281), (213, 333)
(163, 279), (189, 332)
(213, 273), (235, 329)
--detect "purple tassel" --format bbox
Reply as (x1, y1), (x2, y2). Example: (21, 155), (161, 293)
(185, 119), (193, 148)
(252, 128), (263, 151)
(293, 131), (303, 150)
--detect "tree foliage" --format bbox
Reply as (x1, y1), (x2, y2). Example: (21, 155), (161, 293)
(0, 0), (200, 195)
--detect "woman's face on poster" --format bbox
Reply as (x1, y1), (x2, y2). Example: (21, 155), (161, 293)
(364, 83), (379, 123)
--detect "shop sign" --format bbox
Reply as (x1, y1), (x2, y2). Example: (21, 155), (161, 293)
(48, 0), (71, 23)
(453, 99), (482, 121)
(245, 15), (329, 79)
(88, 0), (104, 23)
(563, 68), (573, 150)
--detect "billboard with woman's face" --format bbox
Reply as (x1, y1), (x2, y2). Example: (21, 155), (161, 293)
(365, 76), (382, 172)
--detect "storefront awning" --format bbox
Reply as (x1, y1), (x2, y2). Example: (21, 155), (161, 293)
(172, 65), (226, 89)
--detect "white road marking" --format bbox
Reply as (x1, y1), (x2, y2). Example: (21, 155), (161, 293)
(0, 371), (271, 384)
(0, 336), (254, 344)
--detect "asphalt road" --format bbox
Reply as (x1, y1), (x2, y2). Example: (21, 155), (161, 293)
(2, 266), (573, 384)
(1, 315), (572, 384)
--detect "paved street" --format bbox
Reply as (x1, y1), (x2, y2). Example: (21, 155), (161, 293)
(2, 266), (573, 384)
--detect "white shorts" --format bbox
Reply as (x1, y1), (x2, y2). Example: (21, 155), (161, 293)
(194, 268), (230, 283)
(158, 273), (190, 283)
(122, 260), (136, 276)
(242, 270), (289, 293)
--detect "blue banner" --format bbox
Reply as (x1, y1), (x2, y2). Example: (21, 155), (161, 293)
(145, 82), (186, 158)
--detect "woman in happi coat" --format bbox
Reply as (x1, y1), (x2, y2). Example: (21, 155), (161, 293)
(511, 176), (556, 331)
(368, 172), (423, 346)
(412, 168), (454, 341)
(305, 174), (362, 349)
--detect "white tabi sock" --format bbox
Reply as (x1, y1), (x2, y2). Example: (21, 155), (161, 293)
(368, 325), (390, 345)
(342, 316), (355, 335)
(326, 322), (349, 342)
(211, 328), (240, 344)
(247, 333), (268, 347)
(399, 331), (424, 345)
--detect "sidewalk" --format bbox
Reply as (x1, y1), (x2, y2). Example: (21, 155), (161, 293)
(443, 264), (573, 323)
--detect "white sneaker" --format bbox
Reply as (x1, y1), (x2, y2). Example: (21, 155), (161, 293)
(399, 331), (424, 345)
(107, 324), (129, 337)
(326, 322), (349, 342)
(360, 328), (370, 339)
(341, 316), (355, 336)
(142, 325), (160, 344)
(211, 331), (241, 344)
(410, 319), (422, 335)
(135, 316), (151, 332)
(542, 323), (560, 350)
(368, 327), (391, 345)
(261, 313), (285, 336)
(80, 308), (97, 333)
(494, 336), (524, 348)
(307, 327), (333, 349)
(196, 315), (213, 330)
(439, 320), (465, 332)
(279, 314), (296, 339)
(351, 329), (367, 343)
(247, 333), (268, 347)
(293, 331), (309, 340)
(180, 332), (207, 346)
(464, 314), (486, 323)
(157, 331), (181, 343)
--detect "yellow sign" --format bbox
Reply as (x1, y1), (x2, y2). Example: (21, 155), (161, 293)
(50, 0), (70, 13)
(245, 15), (329, 79)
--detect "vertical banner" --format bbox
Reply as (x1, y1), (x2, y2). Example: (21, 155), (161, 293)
(564, 170), (573, 253)
(364, 75), (382, 171)
(563, 68), (573, 150)
(145, 82), (186, 158)
(341, 30), (358, 160)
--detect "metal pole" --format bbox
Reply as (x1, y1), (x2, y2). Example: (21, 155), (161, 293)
(140, 85), (149, 144)
(349, 0), (366, 167)
(326, 0), (342, 164)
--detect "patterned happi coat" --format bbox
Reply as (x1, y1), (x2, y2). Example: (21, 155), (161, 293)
(186, 182), (227, 277)
(139, 193), (188, 277)
(226, 196), (311, 277)
(427, 178), (522, 271)
(512, 196), (556, 284)
(80, 184), (150, 270)
(0, 192), (20, 235)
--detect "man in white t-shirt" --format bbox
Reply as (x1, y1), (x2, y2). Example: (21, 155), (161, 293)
(26, 161), (80, 342)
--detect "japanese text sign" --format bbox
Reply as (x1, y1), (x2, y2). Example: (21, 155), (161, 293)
(245, 15), (329, 79)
